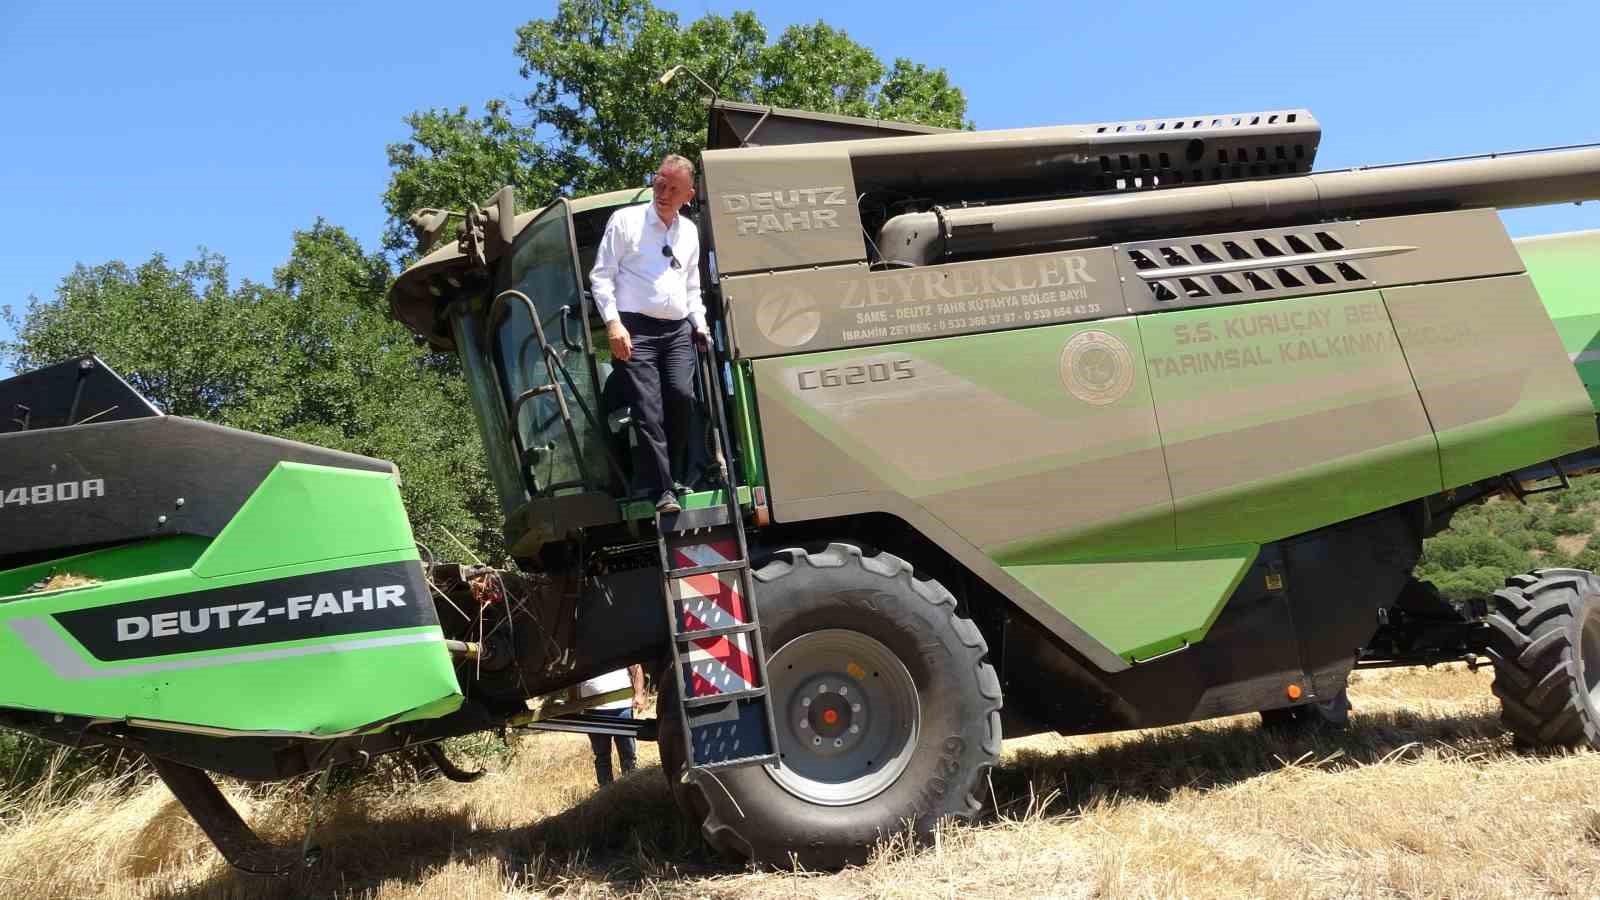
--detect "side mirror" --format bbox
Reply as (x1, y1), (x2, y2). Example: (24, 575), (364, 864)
(459, 187), (518, 266)
(408, 209), (452, 254)
(490, 186), (516, 245)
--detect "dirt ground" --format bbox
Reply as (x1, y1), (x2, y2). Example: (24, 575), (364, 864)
(3, 664), (1597, 899)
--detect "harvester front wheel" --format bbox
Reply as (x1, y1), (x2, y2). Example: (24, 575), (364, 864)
(659, 542), (1001, 869)
(1485, 568), (1600, 749)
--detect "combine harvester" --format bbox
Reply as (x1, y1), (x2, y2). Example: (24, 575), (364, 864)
(2, 98), (1599, 871)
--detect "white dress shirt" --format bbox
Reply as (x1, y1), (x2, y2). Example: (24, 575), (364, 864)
(579, 667), (633, 711)
(589, 203), (707, 332)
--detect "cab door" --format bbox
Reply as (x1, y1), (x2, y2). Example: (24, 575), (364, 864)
(491, 199), (610, 498)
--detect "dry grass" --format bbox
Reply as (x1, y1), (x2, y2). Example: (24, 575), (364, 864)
(1556, 534), (1591, 557)
(3, 665), (1599, 899)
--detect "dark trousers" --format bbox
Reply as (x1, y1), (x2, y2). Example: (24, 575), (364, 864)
(616, 312), (694, 496)
(588, 707), (637, 786)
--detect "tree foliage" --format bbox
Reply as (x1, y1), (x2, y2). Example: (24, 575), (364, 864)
(382, 102), (559, 256)
(1, 226), (502, 560)
(1416, 477), (1600, 600)
(382, 0), (968, 251)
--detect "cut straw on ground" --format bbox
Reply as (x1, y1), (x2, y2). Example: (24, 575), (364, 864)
(1, 665), (1596, 898)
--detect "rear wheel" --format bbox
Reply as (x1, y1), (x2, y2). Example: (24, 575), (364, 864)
(1485, 568), (1600, 748)
(658, 543), (1001, 869)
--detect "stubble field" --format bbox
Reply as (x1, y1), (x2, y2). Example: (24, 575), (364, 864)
(3, 664), (1598, 899)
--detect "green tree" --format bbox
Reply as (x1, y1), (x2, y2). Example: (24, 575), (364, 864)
(382, 0), (968, 251)
(2, 252), (283, 423)
(381, 101), (558, 256)
(1, 226), (502, 560)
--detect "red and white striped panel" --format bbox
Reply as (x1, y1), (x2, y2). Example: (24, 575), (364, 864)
(681, 630), (761, 698)
(670, 539), (749, 633)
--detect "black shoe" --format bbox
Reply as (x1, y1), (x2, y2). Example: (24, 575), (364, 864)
(655, 492), (682, 513)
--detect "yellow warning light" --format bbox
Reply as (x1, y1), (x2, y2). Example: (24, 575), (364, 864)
(1286, 683), (1303, 701)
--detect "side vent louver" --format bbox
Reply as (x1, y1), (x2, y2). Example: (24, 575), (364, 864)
(1122, 225), (1418, 308)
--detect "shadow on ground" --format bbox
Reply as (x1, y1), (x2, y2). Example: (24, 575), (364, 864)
(986, 706), (1514, 818)
(156, 766), (716, 900)
(160, 706), (1518, 898)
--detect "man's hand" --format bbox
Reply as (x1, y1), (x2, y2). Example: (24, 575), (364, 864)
(692, 328), (711, 351)
(607, 320), (633, 362)
(628, 663), (649, 716)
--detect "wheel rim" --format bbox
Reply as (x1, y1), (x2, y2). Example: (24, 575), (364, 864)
(1579, 600), (1600, 708)
(764, 629), (920, 806)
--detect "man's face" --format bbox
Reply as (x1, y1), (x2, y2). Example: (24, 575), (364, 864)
(652, 165), (695, 223)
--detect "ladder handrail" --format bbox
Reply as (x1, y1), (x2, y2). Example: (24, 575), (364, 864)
(490, 289), (628, 496)
(696, 338), (750, 531)
(684, 338), (783, 770)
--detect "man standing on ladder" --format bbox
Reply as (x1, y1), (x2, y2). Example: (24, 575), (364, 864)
(590, 154), (710, 513)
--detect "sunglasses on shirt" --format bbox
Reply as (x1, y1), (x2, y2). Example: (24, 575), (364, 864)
(661, 244), (682, 269)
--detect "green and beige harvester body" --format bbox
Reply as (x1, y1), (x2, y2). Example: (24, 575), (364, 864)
(4, 100), (1600, 870)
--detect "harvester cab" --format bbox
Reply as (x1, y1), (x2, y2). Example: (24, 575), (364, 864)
(386, 100), (952, 549)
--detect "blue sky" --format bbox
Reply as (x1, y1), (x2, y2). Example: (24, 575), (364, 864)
(3, 0), (1598, 374)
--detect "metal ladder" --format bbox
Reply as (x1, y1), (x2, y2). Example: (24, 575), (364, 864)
(654, 346), (780, 770)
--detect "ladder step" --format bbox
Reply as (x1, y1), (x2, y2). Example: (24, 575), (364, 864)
(668, 560), (747, 579)
(682, 687), (769, 708)
(683, 693), (776, 767)
(673, 622), (759, 643)
(657, 505), (732, 533)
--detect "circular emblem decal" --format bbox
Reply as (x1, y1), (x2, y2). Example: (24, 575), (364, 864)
(755, 288), (821, 349)
(1060, 330), (1135, 406)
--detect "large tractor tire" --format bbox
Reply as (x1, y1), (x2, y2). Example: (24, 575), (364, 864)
(659, 543), (1001, 869)
(1484, 568), (1600, 749)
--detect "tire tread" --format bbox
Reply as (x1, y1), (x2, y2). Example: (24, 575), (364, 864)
(1486, 569), (1600, 749)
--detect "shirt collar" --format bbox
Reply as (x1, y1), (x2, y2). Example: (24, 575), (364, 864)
(646, 204), (676, 236)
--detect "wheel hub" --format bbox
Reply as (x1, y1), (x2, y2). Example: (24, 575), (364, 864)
(765, 629), (920, 806)
(805, 684), (856, 740)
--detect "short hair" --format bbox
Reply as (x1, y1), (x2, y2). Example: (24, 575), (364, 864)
(658, 154), (695, 181)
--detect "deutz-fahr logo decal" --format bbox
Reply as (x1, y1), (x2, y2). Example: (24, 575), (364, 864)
(721, 186), (849, 236)
(1061, 330), (1135, 406)
(53, 561), (437, 661)
(114, 583), (408, 643)
(755, 288), (821, 348)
